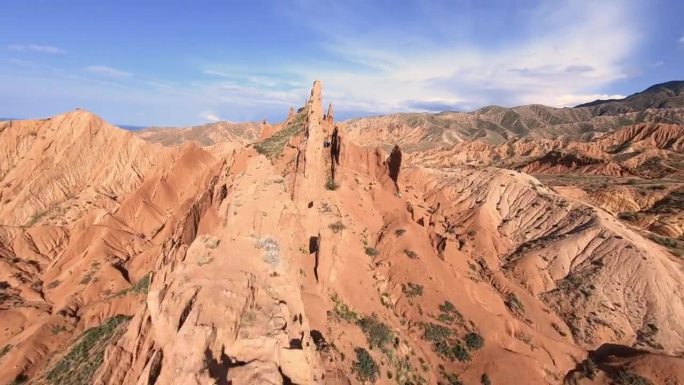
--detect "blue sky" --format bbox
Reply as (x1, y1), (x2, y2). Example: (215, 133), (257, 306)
(1, 0), (682, 127)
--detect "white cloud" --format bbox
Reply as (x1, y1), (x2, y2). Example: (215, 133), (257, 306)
(280, 0), (639, 111)
(85, 65), (132, 78)
(8, 44), (66, 54)
(199, 111), (220, 122)
(679, 35), (684, 44)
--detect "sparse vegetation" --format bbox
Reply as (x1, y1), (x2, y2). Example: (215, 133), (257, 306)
(79, 261), (101, 285)
(444, 372), (463, 385)
(404, 249), (418, 259)
(357, 315), (395, 352)
(114, 273), (152, 297)
(46, 315), (131, 385)
(256, 237), (280, 267)
(352, 347), (379, 383)
(402, 282), (424, 298)
(329, 221), (346, 233)
(618, 211), (638, 221)
(436, 301), (463, 325)
(395, 229), (406, 237)
(202, 235), (220, 249)
(196, 253), (214, 266)
(0, 344), (12, 359)
(420, 322), (470, 362)
(50, 324), (67, 335)
(25, 209), (48, 227)
(613, 370), (652, 385)
(325, 178), (339, 190)
(254, 109), (307, 157)
(581, 358), (596, 379)
(10, 374), (28, 385)
(47, 280), (61, 289)
(331, 293), (359, 323)
(505, 293), (525, 315)
(365, 247), (379, 257)
(481, 373), (492, 385)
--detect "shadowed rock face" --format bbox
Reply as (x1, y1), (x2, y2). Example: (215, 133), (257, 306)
(1, 80), (683, 385)
(387, 145), (402, 184)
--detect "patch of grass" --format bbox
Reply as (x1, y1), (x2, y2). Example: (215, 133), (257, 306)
(357, 315), (395, 352)
(331, 294), (359, 323)
(402, 282), (424, 298)
(329, 221), (346, 233)
(325, 178), (339, 190)
(464, 332), (484, 350)
(46, 315), (132, 385)
(404, 249), (418, 259)
(254, 109), (307, 157)
(47, 280), (61, 289)
(114, 273), (152, 298)
(365, 247), (379, 257)
(352, 347), (379, 383)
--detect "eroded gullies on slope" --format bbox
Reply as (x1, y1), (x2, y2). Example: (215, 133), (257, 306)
(0, 81), (683, 385)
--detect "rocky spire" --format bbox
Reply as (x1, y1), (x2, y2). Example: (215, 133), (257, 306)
(325, 103), (334, 122)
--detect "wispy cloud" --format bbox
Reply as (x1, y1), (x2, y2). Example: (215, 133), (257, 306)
(8, 44), (65, 54)
(679, 35), (684, 44)
(279, 0), (639, 111)
(199, 110), (220, 122)
(84, 65), (132, 78)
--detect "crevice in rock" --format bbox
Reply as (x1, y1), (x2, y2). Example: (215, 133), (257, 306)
(147, 349), (163, 385)
(330, 126), (341, 182)
(313, 232), (321, 283)
(178, 291), (198, 331)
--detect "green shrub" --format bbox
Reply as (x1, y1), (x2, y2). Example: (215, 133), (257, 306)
(402, 282), (424, 298)
(505, 293), (525, 315)
(329, 221), (346, 233)
(465, 332), (484, 350)
(404, 249), (418, 259)
(445, 372), (463, 385)
(365, 247), (379, 257)
(331, 294), (358, 323)
(352, 347), (379, 383)
(325, 179), (339, 190)
(357, 315), (395, 351)
(46, 315), (132, 385)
